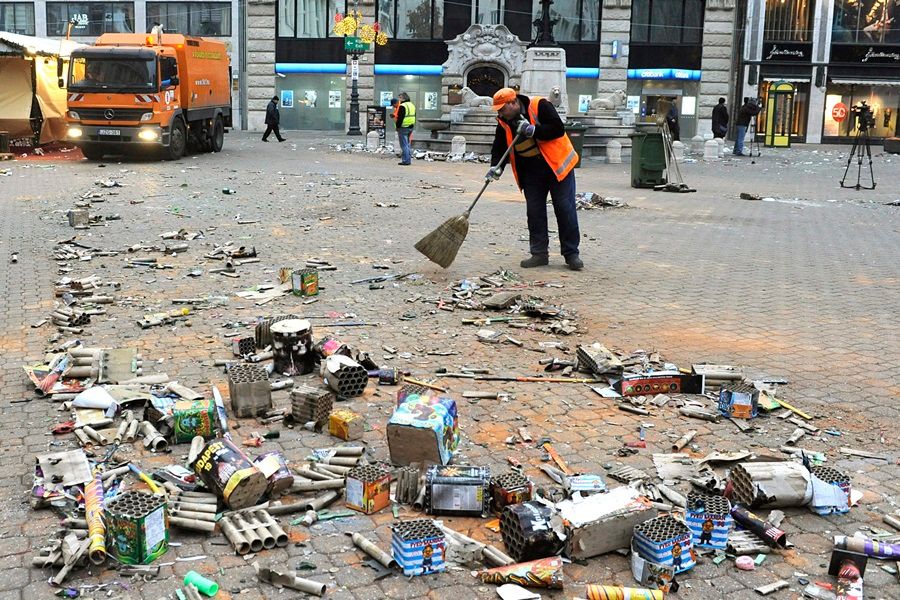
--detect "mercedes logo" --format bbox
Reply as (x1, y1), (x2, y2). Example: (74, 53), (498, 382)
(104, 109), (115, 120)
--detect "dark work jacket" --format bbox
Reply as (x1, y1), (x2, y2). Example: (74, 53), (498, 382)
(712, 103), (729, 133)
(265, 100), (280, 126)
(736, 102), (760, 127)
(490, 95), (565, 177)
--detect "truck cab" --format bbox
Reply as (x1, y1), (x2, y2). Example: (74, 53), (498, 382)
(65, 33), (231, 160)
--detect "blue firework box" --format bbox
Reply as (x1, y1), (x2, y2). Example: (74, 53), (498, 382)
(387, 389), (460, 466)
(686, 493), (733, 550)
(391, 519), (446, 576)
(633, 516), (695, 574)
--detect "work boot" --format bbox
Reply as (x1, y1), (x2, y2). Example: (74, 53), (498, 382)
(520, 255), (549, 268)
(565, 254), (584, 271)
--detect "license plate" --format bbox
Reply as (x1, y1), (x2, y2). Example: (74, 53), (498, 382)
(98, 129), (120, 136)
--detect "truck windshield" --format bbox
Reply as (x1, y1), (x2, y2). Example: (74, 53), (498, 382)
(69, 57), (157, 92)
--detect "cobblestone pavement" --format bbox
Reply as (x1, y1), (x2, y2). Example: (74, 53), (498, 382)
(0, 133), (898, 600)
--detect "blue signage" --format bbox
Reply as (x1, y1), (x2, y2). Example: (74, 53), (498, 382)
(627, 68), (702, 81)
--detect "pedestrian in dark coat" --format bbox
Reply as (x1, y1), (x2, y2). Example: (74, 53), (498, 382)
(262, 96), (286, 142)
(712, 97), (729, 138)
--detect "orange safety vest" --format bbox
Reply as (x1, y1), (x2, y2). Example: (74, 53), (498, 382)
(498, 96), (578, 189)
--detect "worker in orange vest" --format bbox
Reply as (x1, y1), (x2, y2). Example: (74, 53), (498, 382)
(486, 88), (582, 270)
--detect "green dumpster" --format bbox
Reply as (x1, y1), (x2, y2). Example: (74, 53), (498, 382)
(564, 122), (588, 168)
(628, 126), (666, 188)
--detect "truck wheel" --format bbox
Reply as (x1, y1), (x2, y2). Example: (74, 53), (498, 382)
(164, 119), (186, 160)
(81, 144), (105, 160)
(211, 117), (225, 152)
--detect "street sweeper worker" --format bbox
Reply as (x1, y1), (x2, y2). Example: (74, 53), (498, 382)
(486, 87), (582, 271)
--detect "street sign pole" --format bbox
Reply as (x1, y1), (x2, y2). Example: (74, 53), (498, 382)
(347, 52), (362, 136)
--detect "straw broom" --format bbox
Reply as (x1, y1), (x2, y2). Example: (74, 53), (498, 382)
(415, 132), (521, 268)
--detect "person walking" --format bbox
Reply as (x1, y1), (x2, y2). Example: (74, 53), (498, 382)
(733, 98), (760, 156)
(712, 97), (729, 139)
(486, 87), (583, 271)
(262, 95), (286, 142)
(395, 92), (415, 166)
(666, 98), (681, 141)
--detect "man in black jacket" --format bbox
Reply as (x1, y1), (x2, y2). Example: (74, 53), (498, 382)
(262, 96), (286, 142)
(487, 88), (582, 270)
(733, 98), (760, 156)
(712, 97), (728, 138)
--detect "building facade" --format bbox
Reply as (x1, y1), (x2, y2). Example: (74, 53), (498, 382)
(0, 0), (245, 126)
(740, 0), (900, 143)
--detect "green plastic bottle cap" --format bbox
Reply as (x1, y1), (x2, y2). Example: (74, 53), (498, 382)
(183, 570), (219, 596)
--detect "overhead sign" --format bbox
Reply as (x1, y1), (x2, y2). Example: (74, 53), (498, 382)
(831, 102), (848, 122)
(627, 69), (702, 81)
(344, 36), (370, 54)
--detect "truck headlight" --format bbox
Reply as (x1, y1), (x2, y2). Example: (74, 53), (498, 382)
(68, 127), (83, 138)
(68, 111), (80, 120)
(140, 112), (153, 122)
(138, 128), (159, 141)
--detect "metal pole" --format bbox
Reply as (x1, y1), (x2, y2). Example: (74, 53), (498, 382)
(348, 51), (362, 136)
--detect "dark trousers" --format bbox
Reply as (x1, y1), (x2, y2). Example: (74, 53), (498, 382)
(262, 124), (284, 141)
(522, 168), (580, 258)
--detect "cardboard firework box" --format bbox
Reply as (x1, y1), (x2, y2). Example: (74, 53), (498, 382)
(391, 520), (446, 576)
(717, 382), (760, 419)
(490, 471), (533, 514)
(291, 268), (319, 297)
(106, 491), (169, 565)
(387, 391), (459, 466)
(809, 465), (851, 515)
(686, 493), (733, 550)
(633, 515), (696, 574)
(253, 452), (294, 496)
(619, 372), (683, 397)
(424, 465), (491, 517)
(328, 408), (365, 441)
(172, 400), (216, 443)
(345, 464), (391, 514)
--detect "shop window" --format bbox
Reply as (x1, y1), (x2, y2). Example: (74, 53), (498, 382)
(756, 80), (809, 140)
(0, 3), (34, 35)
(530, 0), (599, 42)
(46, 2), (134, 36)
(764, 0), (814, 42)
(630, 0), (703, 44)
(278, 0), (345, 38)
(146, 3), (231, 36)
(832, 0), (900, 44)
(824, 84), (900, 138)
(475, 0), (502, 25)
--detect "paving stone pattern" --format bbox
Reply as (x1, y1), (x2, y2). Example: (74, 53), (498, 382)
(0, 134), (897, 599)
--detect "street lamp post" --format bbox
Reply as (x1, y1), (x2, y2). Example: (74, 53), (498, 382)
(334, 6), (388, 137)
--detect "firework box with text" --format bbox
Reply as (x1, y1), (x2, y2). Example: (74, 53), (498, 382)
(106, 491), (168, 565)
(686, 493), (732, 550)
(387, 390), (459, 466)
(391, 520), (446, 576)
(328, 408), (364, 441)
(172, 399), (215, 443)
(345, 464), (391, 514)
(633, 515), (696, 573)
(424, 465), (490, 517)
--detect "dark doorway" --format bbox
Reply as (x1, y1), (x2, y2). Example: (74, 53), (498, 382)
(466, 66), (505, 97)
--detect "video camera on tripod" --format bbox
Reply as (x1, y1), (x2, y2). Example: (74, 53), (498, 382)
(850, 101), (876, 131)
(840, 101), (876, 190)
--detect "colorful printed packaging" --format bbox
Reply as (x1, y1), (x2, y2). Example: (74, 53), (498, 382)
(387, 391), (459, 466)
(173, 400), (215, 443)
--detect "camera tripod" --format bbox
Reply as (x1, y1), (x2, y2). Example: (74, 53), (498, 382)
(840, 126), (876, 190)
(747, 118), (761, 159)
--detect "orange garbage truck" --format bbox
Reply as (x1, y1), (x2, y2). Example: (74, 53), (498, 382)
(64, 32), (231, 160)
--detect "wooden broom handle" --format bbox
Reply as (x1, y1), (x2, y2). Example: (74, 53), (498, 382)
(465, 131), (523, 215)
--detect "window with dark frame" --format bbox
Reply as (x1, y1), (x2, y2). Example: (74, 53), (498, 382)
(277, 0), (347, 38)
(46, 2), (134, 36)
(764, 0), (814, 42)
(630, 0), (704, 44)
(530, 0), (599, 42)
(0, 2), (35, 35)
(146, 2), (232, 36)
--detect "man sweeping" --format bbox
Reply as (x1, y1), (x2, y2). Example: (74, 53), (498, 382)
(486, 88), (582, 270)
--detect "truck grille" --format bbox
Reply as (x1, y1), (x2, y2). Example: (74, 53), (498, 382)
(78, 108), (148, 122)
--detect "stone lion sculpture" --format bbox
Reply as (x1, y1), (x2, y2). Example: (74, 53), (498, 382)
(589, 89), (627, 111)
(547, 86), (562, 107)
(460, 86), (494, 108)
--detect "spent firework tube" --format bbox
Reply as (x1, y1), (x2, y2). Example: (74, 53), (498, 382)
(731, 506), (787, 548)
(84, 469), (106, 564)
(585, 585), (664, 600)
(479, 556), (564, 589)
(835, 535), (900, 559)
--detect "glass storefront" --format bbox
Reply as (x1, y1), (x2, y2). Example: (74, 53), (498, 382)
(823, 83), (900, 140)
(755, 79), (809, 142)
(568, 78), (599, 115)
(626, 79), (700, 140)
(374, 74), (442, 133)
(276, 73), (347, 131)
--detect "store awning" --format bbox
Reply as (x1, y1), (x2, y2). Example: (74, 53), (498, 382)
(830, 78), (900, 86)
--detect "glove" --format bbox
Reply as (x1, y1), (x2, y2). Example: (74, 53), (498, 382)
(517, 119), (535, 138)
(485, 166), (503, 182)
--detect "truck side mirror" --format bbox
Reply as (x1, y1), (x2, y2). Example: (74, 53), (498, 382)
(57, 58), (64, 88)
(170, 76), (179, 87)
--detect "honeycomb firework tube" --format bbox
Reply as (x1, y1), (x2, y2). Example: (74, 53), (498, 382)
(85, 470), (106, 564)
(585, 585), (665, 600)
